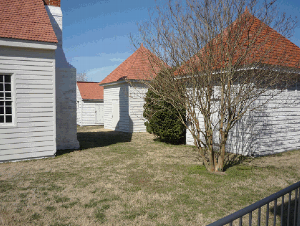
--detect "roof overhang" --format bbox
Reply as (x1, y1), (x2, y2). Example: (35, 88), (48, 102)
(0, 38), (57, 50)
(82, 99), (103, 101)
(99, 79), (150, 87)
(176, 64), (300, 80)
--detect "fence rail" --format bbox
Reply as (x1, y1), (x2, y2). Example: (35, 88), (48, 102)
(207, 181), (300, 226)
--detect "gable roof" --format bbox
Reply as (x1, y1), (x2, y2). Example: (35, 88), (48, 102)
(99, 44), (165, 85)
(0, 0), (57, 43)
(177, 9), (300, 74)
(77, 82), (104, 100)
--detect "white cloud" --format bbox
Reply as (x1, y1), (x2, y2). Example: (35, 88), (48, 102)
(86, 65), (120, 82)
(110, 58), (125, 62)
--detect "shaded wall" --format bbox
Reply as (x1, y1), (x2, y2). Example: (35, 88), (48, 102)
(186, 86), (300, 156)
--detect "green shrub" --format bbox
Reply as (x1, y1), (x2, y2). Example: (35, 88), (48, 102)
(143, 89), (186, 144)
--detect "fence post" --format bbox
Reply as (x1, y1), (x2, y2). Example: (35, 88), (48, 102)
(297, 188), (300, 226)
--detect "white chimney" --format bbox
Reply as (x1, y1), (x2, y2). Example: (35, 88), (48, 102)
(44, 0), (62, 47)
(44, 0), (72, 68)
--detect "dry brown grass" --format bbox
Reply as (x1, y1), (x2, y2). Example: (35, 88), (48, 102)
(0, 125), (299, 226)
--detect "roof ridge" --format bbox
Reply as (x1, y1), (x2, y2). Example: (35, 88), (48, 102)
(122, 45), (141, 79)
(99, 44), (164, 85)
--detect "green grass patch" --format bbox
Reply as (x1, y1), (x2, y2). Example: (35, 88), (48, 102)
(0, 126), (299, 226)
(30, 213), (41, 221)
(46, 206), (56, 211)
(94, 204), (110, 223)
(0, 180), (14, 193)
(54, 195), (70, 203)
(122, 209), (147, 220)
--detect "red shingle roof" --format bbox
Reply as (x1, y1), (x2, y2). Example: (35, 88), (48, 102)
(177, 9), (300, 74)
(77, 82), (104, 100)
(0, 0), (57, 43)
(99, 44), (165, 85)
(43, 0), (61, 7)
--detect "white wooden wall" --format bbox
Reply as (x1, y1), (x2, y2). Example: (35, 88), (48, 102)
(46, 3), (79, 151)
(186, 87), (300, 156)
(76, 84), (82, 125)
(56, 68), (79, 150)
(129, 83), (148, 132)
(76, 85), (104, 126)
(0, 46), (56, 162)
(103, 83), (130, 132)
(103, 82), (148, 132)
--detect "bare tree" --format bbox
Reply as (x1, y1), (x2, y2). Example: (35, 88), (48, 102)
(76, 72), (88, 82)
(135, 0), (299, 172)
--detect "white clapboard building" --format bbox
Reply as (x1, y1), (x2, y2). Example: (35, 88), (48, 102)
(185, 9), (300, 156)
(0, 0), (79, 162)
(76, 81), (104, 126)
(99, 44), (163, 132)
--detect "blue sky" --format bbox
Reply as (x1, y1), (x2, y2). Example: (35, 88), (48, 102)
(61, 0), (300, 83)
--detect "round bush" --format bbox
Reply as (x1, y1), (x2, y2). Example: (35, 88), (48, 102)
(143, 89), (186, 144)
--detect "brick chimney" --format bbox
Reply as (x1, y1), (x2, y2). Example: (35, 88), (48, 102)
(43, 0), (61, 7)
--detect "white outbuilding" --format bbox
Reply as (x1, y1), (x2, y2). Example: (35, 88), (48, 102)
(76, 81), (104, 126)
(185, 9), (300, 156)
(99, 44), (163, 132)
(0, 0), (79, 162)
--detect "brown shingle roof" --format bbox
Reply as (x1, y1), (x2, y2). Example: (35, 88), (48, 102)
(77, 82), (103, 100)
(0, 0), (57, 43)
(99, 44), (165, 85)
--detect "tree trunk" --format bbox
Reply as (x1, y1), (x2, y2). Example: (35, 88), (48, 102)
(215, 143), (226, 171)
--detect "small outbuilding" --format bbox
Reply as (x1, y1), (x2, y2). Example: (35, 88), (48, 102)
(76, 81), (104, 126)
(99, 44), (163, 132)
(185, 9), (300, 156)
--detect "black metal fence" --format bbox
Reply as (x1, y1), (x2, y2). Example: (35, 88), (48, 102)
(207, 181), (300, 226)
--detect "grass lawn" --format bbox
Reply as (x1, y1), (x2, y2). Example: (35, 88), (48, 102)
(0, 126), (299, 225)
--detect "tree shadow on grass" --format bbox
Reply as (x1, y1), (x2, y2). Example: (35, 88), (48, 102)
(222, 153), (249, 172)
(56, 131), (132, 156)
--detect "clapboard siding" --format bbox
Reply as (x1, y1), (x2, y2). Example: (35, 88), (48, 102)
(17, 98), (54, 103)
(0, 149), (55, 162)
(18, 112), (53, 117)
(16, 79), (53, 85)
(0, 135), (54, 146)
(80, 101), (104, 126)
(17, 116), (54, 123)
(0, 46), (56, 162)
(103, 83), (130, 131)
(16, 89), (54, 94)
(16, 84), (53, 89)
(1, 131), (54, 139)
(0, 125), (54, 134)
(17, 102), (54, 108)
(103, 85), (114, 130)
(186, 88), (300, 156)
(0, 70), (54, 76)
(102, 82), (148, 133)
(76, 84), (104, 126)
(129, 83), (148, 132)
(17, 93), (54, 99)
(17, 107), (53, 113)
(0, 64), (54, 72)
(0, 59), (54, 67)
(76, 85), (82, 125)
